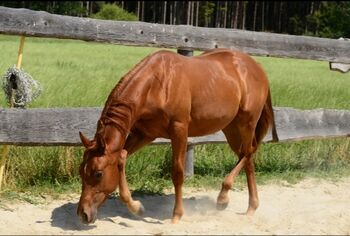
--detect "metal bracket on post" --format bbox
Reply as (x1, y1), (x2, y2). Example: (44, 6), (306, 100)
(177, 48), (194, 57)
(177, 48), (194, 178)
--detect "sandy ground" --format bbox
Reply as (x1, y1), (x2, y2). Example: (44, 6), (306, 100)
(0, 177), (349, 235)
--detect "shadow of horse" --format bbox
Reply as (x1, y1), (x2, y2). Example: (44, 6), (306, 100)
(51, 193), (217, 231)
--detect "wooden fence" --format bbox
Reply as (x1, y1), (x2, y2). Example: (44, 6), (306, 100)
(0, 6), (350, 63)
(1, 107), (349, 176)
(1, 107), (350, 146)
(0, 6), (349, 178)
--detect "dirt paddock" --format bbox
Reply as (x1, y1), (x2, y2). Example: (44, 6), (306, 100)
(0, 177), (349, 235)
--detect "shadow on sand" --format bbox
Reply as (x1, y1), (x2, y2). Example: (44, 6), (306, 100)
(51, 193), (218, 231)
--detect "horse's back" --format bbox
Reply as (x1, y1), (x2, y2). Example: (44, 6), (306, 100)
(137, 49), (270, 137)
(196, 49), (269, 112)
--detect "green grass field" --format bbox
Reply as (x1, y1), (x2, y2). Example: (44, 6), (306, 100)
(0, 35), (349, 198)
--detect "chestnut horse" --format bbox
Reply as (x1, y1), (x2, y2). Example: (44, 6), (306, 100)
(77, 48), (278, 224)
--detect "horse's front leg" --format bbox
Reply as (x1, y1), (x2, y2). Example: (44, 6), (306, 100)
(169, 121), (188, 224)
(117, 150), (144, 216)
(116, 131), (154, 216)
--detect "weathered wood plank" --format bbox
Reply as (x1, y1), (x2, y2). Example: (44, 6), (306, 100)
(0, 108), (101, 146)
(0, 7), (349, 63)
(0, 107), (349, 146)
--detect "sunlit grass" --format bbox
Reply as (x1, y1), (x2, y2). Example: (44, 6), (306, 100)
(255, 56), (350, 110)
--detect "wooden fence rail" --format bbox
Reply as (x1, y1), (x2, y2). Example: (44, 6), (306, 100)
(0, 6), (350, 63)
(1, 107), (349, 176)
(1, 107), (349, 146)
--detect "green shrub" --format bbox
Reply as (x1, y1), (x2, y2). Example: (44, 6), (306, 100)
(93, 3), (138, 21)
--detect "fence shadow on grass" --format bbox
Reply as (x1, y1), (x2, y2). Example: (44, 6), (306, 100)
(50, 192), (217, 231)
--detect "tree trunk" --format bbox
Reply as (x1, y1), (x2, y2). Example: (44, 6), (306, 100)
(190, 1), (195, 25)
(137, 1), (140, 20)
(141, 1), (145, 22)
(169, 1), (173, 24)
(163, 1), (167, 24)
(187, 1), (191, 25)
(262, 1), (265, 31)
(223, 1), (228, 28)
(85, 1), (88, 16)
(273, 2), (278, 32)
(227, 1), (232, 28)
(242, 1), (246, 30)
(253, 1), (258, 31)
(174, 1), (177, 24)
(310, 1), (314, 14)
(195, 1), (199, 26)
(152, 1), (156, 23)
(215, 1), (220, 28)
(204, 1), (209, 27)
(233, 1), (239, 29)
(278, 1), (283, 32)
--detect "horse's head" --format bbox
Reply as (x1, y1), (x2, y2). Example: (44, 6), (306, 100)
(77, 128), (126, 224)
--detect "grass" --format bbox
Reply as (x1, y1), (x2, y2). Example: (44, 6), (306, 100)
(256, 56), (350, 110)
(0, 35), (349, 199)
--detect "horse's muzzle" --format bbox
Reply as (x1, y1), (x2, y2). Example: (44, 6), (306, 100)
(77, 205), (97, 224)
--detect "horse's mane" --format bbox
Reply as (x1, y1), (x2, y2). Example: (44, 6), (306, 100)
(96, 53), (154, 138)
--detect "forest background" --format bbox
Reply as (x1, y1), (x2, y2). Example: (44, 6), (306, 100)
(1, 1), (349, 39)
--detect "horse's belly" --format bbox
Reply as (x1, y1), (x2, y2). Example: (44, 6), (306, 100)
(188, 105), (238, 137)
(188, 114), (235, 136)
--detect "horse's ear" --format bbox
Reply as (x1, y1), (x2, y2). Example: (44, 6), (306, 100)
(96, 133), (106, 150)
(79, 132), (92, 148)
(95, 120), (106, 149)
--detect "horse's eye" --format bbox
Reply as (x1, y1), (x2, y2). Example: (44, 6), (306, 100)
(94, 171), (103, 180)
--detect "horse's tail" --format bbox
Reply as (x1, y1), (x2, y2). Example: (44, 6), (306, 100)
(255, 88), (279, 144)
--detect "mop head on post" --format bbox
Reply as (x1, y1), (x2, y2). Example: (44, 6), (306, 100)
(2, 65), (42, 108)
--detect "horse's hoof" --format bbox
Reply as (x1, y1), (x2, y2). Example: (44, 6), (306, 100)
(171, 216), (180, 224)
(245, 208), (255, 216)
(136, 202), (145, 216)
(128, 200), (144, 216)
(216, 202), (228, 211)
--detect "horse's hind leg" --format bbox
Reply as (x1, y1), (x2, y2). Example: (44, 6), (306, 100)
(216, 121), (243, 210)
(217, 117), (259, 215)
(245, 154), (259, 215)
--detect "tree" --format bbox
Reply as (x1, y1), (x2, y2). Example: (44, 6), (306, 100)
(163, 1), (167, 24)
(195, 1), (199, 26)
(187, 1), (191, 25)
(242, 1), (247, 30)
(1, 1), (349, 38)
(233, 1), (239, 29)
(92, 3), (137, 21)
(200, 1), (215, 27)
(261, 1), (265, 31)
(223, 1), (228, 28)
(253, 1), (258, 31)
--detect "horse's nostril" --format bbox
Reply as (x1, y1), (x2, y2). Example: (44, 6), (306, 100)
(81, 212), (89, 224)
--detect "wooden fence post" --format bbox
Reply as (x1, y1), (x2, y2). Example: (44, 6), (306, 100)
(185, 144), (194, 177)
(0, 35), (25, 190)
(177, 48), (194, 178)
(0, 146), (10, 190)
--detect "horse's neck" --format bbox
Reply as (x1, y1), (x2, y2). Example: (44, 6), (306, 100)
(99, 55), (153, 144)
(95, 99), (136, 151)
(101, 77), (150, 137)
(102, 100), (136, 135)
